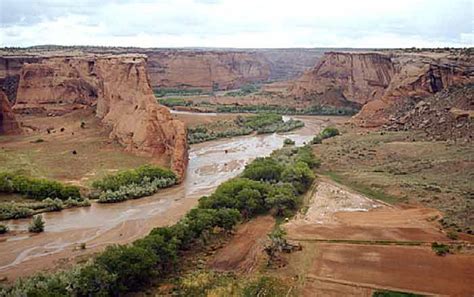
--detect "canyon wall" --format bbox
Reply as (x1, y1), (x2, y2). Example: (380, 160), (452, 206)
(0, 89), (20, 135)
(145, 50), (271, 91)
(14, 55), (188, 177)
(0, 47), (323, 95)
(291, 51), (474, 126)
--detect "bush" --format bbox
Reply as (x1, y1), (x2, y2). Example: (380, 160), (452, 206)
(431, 242), (450, 256)
(281, 161), (315, 194)
(42, 197), (64, 211)
(283, 138), (295, 146)
(0, 224), (8, 234)
(242, 157), (284, 182)
(198, 178), (271, 218)
(96, 245), (158, 292)
(97, 177), (176, 203)
(311, 135), (322, 144)
(320, 127), (340, 139)
(0, 172), (81, 201)
(265, 183), (300, 216)
(0, 203), (34, 220)
(68, 263), (117, 296)
(92, 165), (177, 192)
(28, 215), (45, 233)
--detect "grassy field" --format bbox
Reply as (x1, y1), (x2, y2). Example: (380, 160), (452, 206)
(0, 110), (155, 188)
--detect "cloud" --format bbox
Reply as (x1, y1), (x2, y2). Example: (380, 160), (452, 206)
(0, 0), (472, 47)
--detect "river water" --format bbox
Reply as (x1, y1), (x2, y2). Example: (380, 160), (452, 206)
(0, 115), (343, 280)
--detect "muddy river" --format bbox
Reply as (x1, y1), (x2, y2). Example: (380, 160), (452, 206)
(0, 115), (344, 280)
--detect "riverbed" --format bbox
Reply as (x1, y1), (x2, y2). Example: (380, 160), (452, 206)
(0, 115), (347, 280)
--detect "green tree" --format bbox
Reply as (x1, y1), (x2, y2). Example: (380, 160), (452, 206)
(96, 245), (157, 292)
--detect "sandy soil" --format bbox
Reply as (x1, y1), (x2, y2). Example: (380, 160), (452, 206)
(209, 215), (275, 274)
(280, 179), (474, 296)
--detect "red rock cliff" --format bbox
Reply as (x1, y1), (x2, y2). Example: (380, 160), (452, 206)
(14, 55), (188, 177)
(290, 52), (395, 105)
(0, 89), (20, 135)
(146, 51), (271, 91)
(291, 51), (474, 126)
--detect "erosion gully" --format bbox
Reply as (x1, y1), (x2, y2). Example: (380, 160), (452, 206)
(0, 114), (342, 280)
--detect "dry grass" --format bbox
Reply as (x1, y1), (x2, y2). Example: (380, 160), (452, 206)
(313, 127), (474, 232)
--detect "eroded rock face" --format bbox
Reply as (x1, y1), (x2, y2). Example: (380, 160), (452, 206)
(290, 52), (395, 105)
(0, 89), (20, 135)
(291, 51), (474, 127)
(146, 51), (271, 91)
(14, 55), (188, 177)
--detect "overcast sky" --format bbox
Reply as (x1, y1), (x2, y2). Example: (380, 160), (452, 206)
(0, 0), (472, 48)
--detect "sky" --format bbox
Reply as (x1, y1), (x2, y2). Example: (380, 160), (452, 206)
(0, 0), (472, 48)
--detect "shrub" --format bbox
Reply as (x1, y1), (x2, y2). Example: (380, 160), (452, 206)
(320, 127), (340, 139)
(311, 135), (322, 144)
(0, 203), (34, 220)
(92, 165), (177, 192)
(283, 138), (295, 146)
(42, 197), (64, 211)
(431, 242), (450, 256)
(0, 172), (81, 201)
(198, 178), (271, 218)
(97, 177), (176, 203)
(281, 161), (315, 194)
(447, 230), (458, 240)
(242, 157), (284, 182)
(96, 245), (157, 292)
(28, 215), (45, 233)
(68, 263), (117, 296)
(265, 183), (299, 216)
(0, 224), (8, 234)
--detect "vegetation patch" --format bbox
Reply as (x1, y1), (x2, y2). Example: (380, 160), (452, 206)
(311, 126), (340, 144)
(154, 88), (207, 97)
(176, 271), (290, 297)
(92, 165), (177, 203)
(188, 113), (304, 144)
(0, 172), (81, 201)
(431, 242), (450, 256)
(0, 197), (92, 221)
(225, 84), (261, 97)
(373, 290), (424, 297)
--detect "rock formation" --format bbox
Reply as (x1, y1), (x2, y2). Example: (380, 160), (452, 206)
(291, 51), (474, 126)
(14, 55), (188, 178)
(290, 52), (395, 105)
(0, 89), (20, 135)
(146, 51), (271, 91)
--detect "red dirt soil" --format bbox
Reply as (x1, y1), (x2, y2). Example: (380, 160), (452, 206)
(308, 243), (474, 296)
(209, 215), (275, 274)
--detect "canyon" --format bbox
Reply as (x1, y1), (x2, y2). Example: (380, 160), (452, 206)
(0, 47), (472, 296)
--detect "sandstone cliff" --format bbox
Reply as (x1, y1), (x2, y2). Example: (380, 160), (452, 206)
(145, 50), (271, 91)
(0, 89), (20, 135)
(291, 51), (474, 126)
(14, 55), (188, 177)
